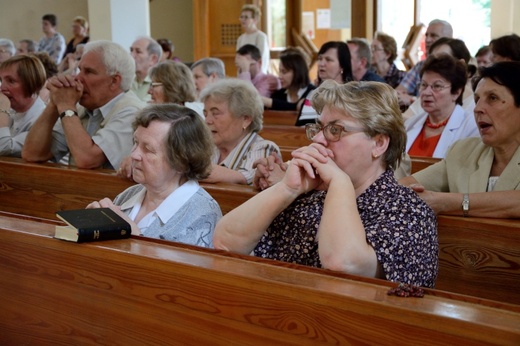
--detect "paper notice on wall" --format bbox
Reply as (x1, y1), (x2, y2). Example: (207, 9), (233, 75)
(317, 9), (331, 29)
(302, 11), (315, 39)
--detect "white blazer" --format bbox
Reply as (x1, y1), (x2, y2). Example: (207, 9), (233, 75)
(405, 104), (479, 158)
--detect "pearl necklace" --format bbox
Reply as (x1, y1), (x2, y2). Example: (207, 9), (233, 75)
(425, 116), (450, 129)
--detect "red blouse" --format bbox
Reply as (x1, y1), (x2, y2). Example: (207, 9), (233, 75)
(408, 128), (441, 157)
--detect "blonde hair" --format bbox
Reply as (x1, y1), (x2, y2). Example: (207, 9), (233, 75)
(241, 4), (261, 19)
(311, 80), (406, 169)
(73, 16), (89, 32)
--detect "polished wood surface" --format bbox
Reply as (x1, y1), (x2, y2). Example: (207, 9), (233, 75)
(259, 124), (309, 148)
(410, 155), (441, 174)
(1, 157), (519, 305)
(258, 125), (309, 161)
(0, 157), (255, 218)
(263, 110), (299, 126)
(1, 213), (519, 345)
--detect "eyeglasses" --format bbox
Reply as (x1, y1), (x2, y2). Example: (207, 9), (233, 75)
(239, 15), (252, 20)
(0, 49), (10, 54)
(150, 82), (163, 88)
(305, 123), (365, 142)
(370, 46), (385, 52)
(419, 81), (451, 92)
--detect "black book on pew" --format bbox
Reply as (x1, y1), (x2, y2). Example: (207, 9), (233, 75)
(55, 208), (131, 243)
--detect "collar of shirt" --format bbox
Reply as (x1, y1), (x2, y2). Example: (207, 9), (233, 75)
(120, 180), (200, 225)
(81, 91), (126, 120)
(211, 131), (257, 169)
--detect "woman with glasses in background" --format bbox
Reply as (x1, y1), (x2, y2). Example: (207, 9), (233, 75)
(371, 32), (405, 88)
(405, 54), (478, 158)
(214, 80), (438, 288)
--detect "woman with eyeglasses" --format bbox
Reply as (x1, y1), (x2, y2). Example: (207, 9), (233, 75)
(236, 4), (270, 74)
(371, 32), (405, 88)
(405, 54), (479, 158)
(147, 60), (203, 116)
(214, 80), (438, 288)
(400, 62), (520, 218)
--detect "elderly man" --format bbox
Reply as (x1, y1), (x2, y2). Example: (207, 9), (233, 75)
(191, 57), (226, 98)
(0, 39), (15, 63)
(22, 40), (144, 170)
(16, 39), (37, 55)
(396, 19), (453, 107)
(129, 36), (162, 102)
(347, 38), (385, 82)
(235, 44), (280, 97)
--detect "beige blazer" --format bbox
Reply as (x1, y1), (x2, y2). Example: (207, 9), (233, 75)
(413, 137), (520, 193)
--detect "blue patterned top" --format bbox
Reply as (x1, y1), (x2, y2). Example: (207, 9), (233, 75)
(253, 169), (438, 288)
(37, 32), (66, 64)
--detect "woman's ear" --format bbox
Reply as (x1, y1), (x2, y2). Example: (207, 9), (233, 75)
(242, 114), (253, 129)
(372, 134), (389, 158)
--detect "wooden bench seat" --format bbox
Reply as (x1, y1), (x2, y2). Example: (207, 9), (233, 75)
(0, 157), (519, 305)
(1, 213), (519, 345)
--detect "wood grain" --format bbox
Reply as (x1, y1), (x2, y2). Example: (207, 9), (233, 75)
(1, 157), (519, 305)
(263, 110), (298, 126)
(1, 214), (519, 345)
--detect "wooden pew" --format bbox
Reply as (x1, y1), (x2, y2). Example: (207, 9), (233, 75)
(1, 213), (519, 345)
(0, 157), (256, 218)
(410, 155), (441, 174)
(259, 125), (308, 161)
(1, 158), (520, 305)
(263, 109), (298, 126)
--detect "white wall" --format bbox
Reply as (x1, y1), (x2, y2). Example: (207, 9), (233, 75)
(491, 0), (520, 38)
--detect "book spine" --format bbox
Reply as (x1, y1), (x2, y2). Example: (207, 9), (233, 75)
(77, 225), (131, 243)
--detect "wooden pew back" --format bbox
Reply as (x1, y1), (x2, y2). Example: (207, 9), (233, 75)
(1, 213), (519, 345)
(410, 155), (441, 174)
(0, 157), (255, 218)
(259, 125), (308, 161)
(1, 158), (520, 305)
(263, 110), (298, 126)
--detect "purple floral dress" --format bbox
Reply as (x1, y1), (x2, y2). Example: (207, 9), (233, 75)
(253, 169), (438, 288)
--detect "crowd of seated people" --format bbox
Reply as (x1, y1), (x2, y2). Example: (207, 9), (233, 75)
(2, 12), (520, 291)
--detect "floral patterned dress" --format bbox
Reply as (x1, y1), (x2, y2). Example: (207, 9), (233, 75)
(253, 169), (438, 288)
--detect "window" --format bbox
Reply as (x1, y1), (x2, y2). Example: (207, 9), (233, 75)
(266, 0), (286, 48)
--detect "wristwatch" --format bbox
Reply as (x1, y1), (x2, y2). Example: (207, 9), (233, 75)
(462, 193), (470, 217)
(60, 110), (78, 119)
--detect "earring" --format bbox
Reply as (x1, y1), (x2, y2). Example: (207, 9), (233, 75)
(373, 153), (379, 158)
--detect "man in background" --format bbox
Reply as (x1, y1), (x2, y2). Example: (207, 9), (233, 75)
(396, 19), (453, 107)
(236, 44), (279, 97)
(191, 57), (226, 99)
(129, 36), (162, 102)
(23, 40), (144, 170)
(347, 38), (385, 82)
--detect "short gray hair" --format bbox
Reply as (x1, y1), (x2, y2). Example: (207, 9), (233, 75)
(347, 38), (372, 69)
(83, 40), (135, 91)
(135, 36), (162, 61)
(0, 39), (15, 56)
(200, 78), (263, 133)
(428, 19), (453, 38)
(191, 57), (226, 79)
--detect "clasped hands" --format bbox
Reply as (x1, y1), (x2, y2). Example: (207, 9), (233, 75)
(254, 143), (344, 193)
(47, 74), (83, 109)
